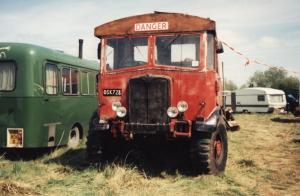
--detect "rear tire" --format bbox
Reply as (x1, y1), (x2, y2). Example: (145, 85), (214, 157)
(190, 118), (228, 175)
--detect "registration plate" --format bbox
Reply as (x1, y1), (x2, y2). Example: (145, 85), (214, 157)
(103, 89), (122, 96)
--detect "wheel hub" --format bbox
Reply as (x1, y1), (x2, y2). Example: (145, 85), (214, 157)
(214, 139), (222, 158)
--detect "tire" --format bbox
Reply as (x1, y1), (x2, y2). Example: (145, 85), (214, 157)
(68, 126), (80, 149)
(190, 118), (228, 175)
(86, 111), (104, 163)
(86, 130), (104, 163)
(86, 111), (127, 163)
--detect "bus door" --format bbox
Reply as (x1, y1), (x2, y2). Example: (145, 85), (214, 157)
(44, 62), (62, 147)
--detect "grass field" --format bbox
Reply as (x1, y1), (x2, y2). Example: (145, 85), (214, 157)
(0, 114), (299, 195)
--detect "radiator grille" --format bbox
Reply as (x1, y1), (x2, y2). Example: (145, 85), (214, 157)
(128, 77), (169, 124)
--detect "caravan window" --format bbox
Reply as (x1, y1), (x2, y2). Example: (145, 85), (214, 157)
(257, 95), (265, 102)
(269, 95), (283, 102)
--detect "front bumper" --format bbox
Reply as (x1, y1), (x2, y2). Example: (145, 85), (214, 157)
(95, 119), (192, 138)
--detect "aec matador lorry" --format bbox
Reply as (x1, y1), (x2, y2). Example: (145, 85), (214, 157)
(87, 12), (236, 174)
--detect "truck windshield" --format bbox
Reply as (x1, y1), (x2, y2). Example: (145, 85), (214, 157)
(0, 61), (16, 91)
(155, 34), (200, 67)
(105, 37), (148, 70)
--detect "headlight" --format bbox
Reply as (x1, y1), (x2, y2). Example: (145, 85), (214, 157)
(167, 107), (179, 118)
(112, 101), (122, 111)
(177, 101), (188, 112)
(116, 106), (127, 118)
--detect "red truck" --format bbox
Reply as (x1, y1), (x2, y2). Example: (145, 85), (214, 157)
(87, 12), (234, 174)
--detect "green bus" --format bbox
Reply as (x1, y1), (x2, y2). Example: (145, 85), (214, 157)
(0, 42), (99, 148)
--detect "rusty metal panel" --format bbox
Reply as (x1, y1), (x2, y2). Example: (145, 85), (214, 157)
(95, 12), (216, 37)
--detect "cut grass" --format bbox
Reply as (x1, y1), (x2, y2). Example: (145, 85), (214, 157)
(0, 114), (299, 195)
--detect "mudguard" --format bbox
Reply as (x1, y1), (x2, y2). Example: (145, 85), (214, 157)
(192, 107), (222, 132)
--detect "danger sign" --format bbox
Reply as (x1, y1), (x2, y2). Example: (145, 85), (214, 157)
(134, 22), (169, 32)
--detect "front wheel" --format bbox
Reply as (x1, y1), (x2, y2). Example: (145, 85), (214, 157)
(86, 130), (104, 163)
(86, 111), (104, 163)
(190, 119), (228, 175)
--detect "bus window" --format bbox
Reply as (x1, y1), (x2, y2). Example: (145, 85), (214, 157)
(62, 67), (79, 95)
(206, 33), (215, 70)
(71, 69), (79, 94)
(81, 71), (89, 94)
(81, 71), (96, 95)
(89, 73), (96, 94)
(0, 61), (16, 91)
(45, 63), (58, 95)
(155, 34), (200, 67)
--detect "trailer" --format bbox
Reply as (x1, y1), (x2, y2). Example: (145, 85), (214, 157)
(225, 87), (286, 113)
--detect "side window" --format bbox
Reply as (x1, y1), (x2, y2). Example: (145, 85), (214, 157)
(62, 68), (70, 94)
(89, 72), (96, 94)
(81, 71), (96, 95)
(0, 61), (16, 91)
(81, 71), (89, 95)
(45, 63), (58, 95)
(106, 45), (114, 70)
(62, 67), (79, 95)
(71, 69), (79, 94)
(257, 95), (265, 102)
(206, 33), (215, 69)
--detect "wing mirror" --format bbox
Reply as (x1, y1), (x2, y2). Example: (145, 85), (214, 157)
(216, 41), (224, 54)
(97, 41), (102, 60)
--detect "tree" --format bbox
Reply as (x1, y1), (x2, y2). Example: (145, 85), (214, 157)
(248, 68), (299, 99)
(224, 79), (238, 91)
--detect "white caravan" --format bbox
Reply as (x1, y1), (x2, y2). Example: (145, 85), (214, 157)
(224, 87), (287, 113)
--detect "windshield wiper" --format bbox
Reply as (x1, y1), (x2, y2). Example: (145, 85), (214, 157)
(165, 34), (181, 48)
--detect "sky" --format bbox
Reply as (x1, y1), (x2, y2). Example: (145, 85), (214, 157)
(1, 0), (299, 86)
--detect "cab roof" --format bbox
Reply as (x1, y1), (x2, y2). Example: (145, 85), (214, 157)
(94, 12), (216, 38)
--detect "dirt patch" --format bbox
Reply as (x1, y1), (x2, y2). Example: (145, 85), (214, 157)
(292, 139), (300, 144)
(237, 159), (256, 167)
(271, 117), (300, 123)
(0, 181), (36, 195)
(54, 166), (72, 175)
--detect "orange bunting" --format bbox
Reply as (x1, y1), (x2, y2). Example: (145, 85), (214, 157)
(221, 41), (300, 75)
